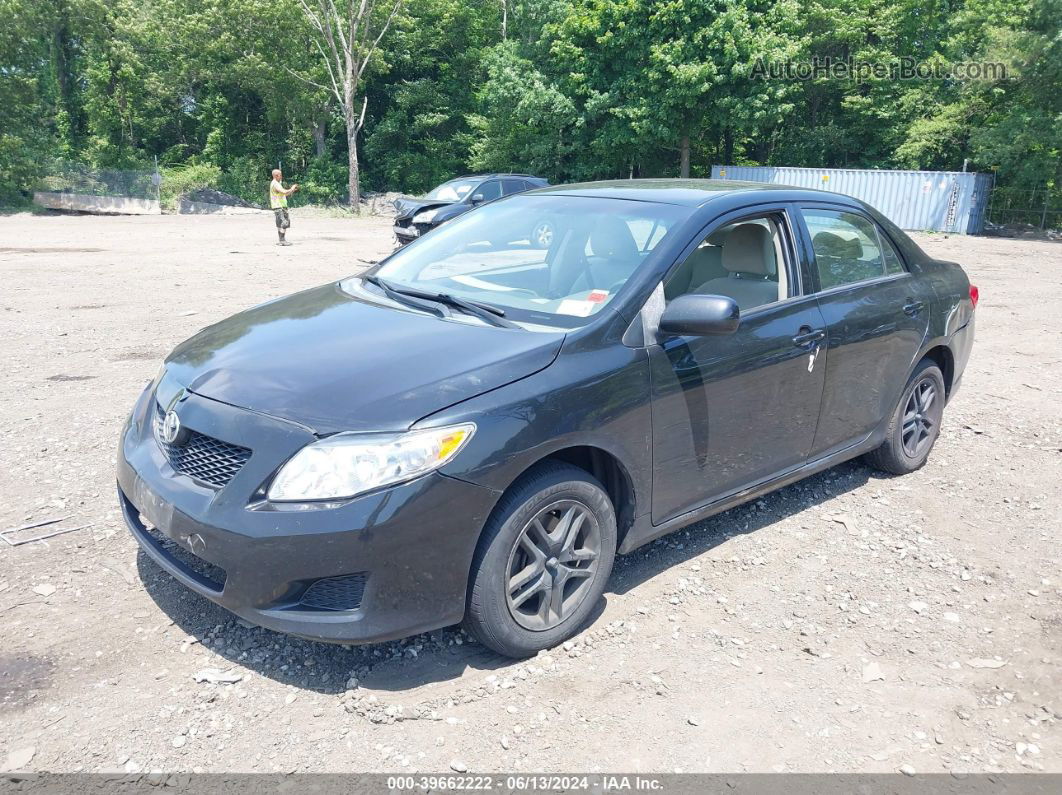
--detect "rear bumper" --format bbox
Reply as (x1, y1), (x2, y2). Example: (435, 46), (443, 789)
(947, 314), (975, 402)
(117, 383), (499, 643)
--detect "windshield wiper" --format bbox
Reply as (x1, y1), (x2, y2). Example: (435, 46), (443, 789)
(363, 275), (447, 319)
(422, 292), (518, 328)
(365, 276), (517, 329)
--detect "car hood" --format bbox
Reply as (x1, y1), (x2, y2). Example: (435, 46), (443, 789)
(393, 197), (454, 220)
(164, 282), (564, 434)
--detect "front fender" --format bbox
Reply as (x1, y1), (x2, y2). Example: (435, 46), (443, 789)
(420, 327), (653, 521)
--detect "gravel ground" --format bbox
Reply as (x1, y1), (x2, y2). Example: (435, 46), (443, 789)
(0, 212), (1059, 775)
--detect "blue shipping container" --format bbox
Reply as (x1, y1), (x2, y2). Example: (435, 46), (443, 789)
(710, 165), (994, 234)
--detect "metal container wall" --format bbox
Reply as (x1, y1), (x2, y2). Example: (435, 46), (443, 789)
(710, 165), (994, 234)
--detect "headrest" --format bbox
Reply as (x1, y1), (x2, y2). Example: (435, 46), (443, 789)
(589, 215), (639, 262)
(706, 228), (729, 247)
(813, 231), (862, 259)
(722, 223), (776, 276)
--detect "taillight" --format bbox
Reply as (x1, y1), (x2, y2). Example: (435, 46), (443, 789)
(969, 284), (979, 308)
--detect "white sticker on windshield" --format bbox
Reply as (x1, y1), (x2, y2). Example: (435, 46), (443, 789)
(556, 299), (596, 317)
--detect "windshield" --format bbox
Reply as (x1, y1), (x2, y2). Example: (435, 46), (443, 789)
(351, 195), (688, 327)
(425, 178), (481, 202)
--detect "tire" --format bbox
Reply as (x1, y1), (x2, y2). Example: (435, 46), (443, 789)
(864, 359), (946, 475)
(531, 220), (555, 249)
(464, 462), (617, 658)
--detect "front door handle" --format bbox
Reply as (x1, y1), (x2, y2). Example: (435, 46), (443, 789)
(792, 327), (826, 347)
(903, 299), (925, 316)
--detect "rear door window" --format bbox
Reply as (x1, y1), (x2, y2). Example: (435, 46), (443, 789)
(501, 179), (527, 196)
(802, 209), (887, 290)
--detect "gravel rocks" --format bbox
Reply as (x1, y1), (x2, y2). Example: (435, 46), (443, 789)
(0, 221), (1058, 774)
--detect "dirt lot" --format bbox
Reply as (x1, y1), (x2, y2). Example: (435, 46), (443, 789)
(0, 212), (1059, 775)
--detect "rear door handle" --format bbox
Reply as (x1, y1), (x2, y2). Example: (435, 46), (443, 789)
(903, 299), (925, 316)
(792, 328), (826, 347)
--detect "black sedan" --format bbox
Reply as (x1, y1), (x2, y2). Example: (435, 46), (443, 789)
(118, 179), (976, 658)
(392, 173), (550, 246)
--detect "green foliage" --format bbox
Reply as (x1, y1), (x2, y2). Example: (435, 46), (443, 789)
(297, 157), (350, 204)
(363, 0), (502, 193)
(215, 156), (271, 205)
(159, 163), (223, 208)
(964, 0), (1062, 189)
(0, 0), (55, 203)
(467, 42), (577, 178)
(0, 0), (1058, 209)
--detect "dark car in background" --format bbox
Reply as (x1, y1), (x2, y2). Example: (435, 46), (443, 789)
(118, 179), (976, 658)
(393, 173), (550, 246)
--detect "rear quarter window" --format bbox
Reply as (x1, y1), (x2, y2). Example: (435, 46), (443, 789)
(879, 231), (906, 275)
(868, 209), (928, 267)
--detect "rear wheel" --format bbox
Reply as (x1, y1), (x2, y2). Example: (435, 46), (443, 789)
(865, 359), (945, 475)
(464, 462), (616, 658)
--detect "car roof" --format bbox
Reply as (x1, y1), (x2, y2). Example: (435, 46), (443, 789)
(532, 178), (849, 207)
(450, 173), (546, 181)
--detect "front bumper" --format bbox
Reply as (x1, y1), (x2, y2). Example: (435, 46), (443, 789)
(117, 382), (499, 643)
(393, 223), (419, 244)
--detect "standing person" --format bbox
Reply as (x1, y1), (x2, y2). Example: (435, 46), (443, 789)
(269, 168), (299, 245)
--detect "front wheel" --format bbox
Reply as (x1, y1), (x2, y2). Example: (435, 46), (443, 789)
(865, 359), (946, 475)
(531, 220), (555, 249)
(464, 462), (616, 658)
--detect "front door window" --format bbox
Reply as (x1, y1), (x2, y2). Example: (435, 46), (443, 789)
(664, 217), (789, 311)
(472, 180), (502, 203)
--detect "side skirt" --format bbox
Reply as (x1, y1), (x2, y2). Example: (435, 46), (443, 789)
(619, 431), (883, 554)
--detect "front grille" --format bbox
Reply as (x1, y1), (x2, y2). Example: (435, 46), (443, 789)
(141, 522), (227, 592)
(299, 573), (368, 611)
(154, 403), (251, 488)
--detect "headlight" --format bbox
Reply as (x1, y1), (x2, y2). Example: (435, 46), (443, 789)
(412, 208), (439, 224)
(267, 423), (475, 502)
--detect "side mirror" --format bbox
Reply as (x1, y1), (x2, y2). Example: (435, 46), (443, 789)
(470, 193), (485, 204)
(658, 294), (740, 336)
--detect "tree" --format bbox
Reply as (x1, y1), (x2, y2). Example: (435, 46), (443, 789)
(295, 0), (405, 207)
(1, 0), (1058, 214)
(467, 42), (577, 179)
(966, 0), (1061, 189)
(545, 0), (801, 178)
(0, 0), (53, 201)
(364, 0), (501, 192)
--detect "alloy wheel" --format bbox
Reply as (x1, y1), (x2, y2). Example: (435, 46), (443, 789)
(901, 377), (939, 457)
(505, 500), (600, 631)
(532, 222), (554, 248)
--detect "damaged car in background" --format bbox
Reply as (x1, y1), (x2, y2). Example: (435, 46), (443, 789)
(393, 174), (550, 246)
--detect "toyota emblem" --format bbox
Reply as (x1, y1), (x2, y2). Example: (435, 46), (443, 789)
(161, 410), (182, 444)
